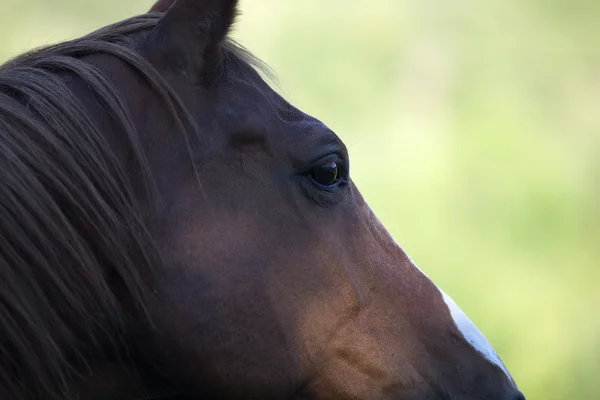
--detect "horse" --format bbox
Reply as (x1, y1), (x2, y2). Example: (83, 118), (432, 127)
(0, 0), (525, 399)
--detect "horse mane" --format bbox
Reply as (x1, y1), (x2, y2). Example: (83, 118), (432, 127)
(0, 13), (266, 400)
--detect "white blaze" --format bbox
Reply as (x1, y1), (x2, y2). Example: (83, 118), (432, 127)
(405, 255), (511, 379)
(372, 214), (512, 379)
(438, 289), (511, 378)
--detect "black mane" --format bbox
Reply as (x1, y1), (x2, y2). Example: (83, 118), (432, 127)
(0, 13), (266, 400)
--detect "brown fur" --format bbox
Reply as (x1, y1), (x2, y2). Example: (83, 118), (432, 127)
(0, 1), (524, 399)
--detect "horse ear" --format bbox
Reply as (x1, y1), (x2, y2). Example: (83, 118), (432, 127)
(144, 0), (238, 72)
(149, 0), (176, 13)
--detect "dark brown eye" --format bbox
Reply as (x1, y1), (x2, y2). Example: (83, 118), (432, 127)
(310, 160), (340, 187)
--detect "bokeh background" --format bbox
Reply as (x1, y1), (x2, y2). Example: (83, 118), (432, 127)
(2, 0), (598, 398)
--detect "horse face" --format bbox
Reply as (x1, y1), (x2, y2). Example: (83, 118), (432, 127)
(121, 1), (525, 398)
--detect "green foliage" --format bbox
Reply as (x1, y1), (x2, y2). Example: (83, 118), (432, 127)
(2, 1), (598, 398)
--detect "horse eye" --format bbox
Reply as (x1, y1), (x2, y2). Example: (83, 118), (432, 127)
(310, 160), (340, 187)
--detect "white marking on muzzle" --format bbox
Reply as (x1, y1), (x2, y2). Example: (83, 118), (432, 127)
(370, 213), (511, 379)
(406, 256), (511, 379)
(439, 290), (511, 378)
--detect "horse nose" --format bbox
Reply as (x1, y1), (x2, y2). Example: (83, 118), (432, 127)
(507, 389), (526, 400)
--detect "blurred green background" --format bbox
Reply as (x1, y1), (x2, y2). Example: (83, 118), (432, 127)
(2, 0), (598, 398)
